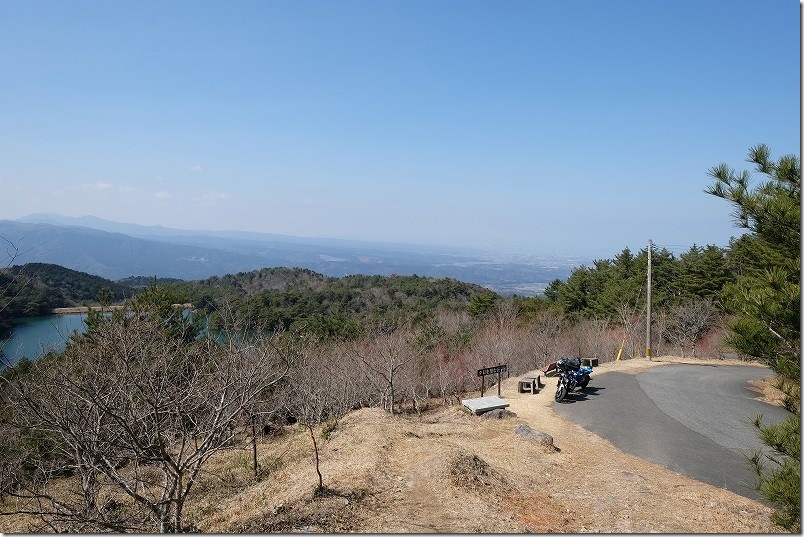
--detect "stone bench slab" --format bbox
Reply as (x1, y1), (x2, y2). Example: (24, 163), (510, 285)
(461, 395), (510, 415)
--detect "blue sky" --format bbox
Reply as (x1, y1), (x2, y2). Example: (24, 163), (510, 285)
(0, 0), (799, 257)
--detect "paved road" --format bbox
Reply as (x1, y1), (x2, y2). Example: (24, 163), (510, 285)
(552, 363), (793, 501)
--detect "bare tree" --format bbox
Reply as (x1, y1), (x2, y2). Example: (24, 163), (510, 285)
(397, 345), (435, 414)
(492, 300), (520, 373)
(1, 238), (34, 362)
(0, 307), (291, 532)
(283, 335), (361, 494)
(0, 236), (48, 318)
(570, 317), (610, 360)
(432, 344), (456, 404)
(653, 309), (669, 357)
(0, 237), (21, 317)
(529, 310), (564, 368)
(349, 320), (420, 415)
(322, 340), (372, 417)
(469, 300), (520, 386)
(615, 301), (645, 360)
(663, 297), (719, 357)
(416, 316), (469, 405)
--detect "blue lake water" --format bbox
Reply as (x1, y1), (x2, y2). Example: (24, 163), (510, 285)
(1, 310), (206, 368)
(1, 313), (89, 367)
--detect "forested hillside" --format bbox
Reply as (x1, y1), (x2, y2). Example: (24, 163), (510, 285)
(168, 268), (491, 339)
(2, 242), (738, 348)
(543, 243), (731, 317)
(0, 262), (493, 341)
(0, 263), (134, 336)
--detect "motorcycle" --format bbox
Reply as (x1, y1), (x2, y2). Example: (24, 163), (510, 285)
(554, 357), (593, 402)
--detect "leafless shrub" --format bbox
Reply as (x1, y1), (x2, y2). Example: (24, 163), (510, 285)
(570, 317), (611, 359)
(663, 297), (720, 357)
(0, 310), (291, 533)
(283, 335), (363, 493)
(528, 310), (564, 369)
(348, 320), (422, 415)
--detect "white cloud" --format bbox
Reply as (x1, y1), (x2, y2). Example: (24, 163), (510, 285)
(154, 191), (171, 200)
(195, 192), (228, 206)
(118, 185), (136, 194)
(190, 165), (203, 172)
(80, 182), (112, 192)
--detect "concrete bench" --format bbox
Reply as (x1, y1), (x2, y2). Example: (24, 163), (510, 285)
(517, 375), (543, 394)
(462, 395), (510, 415)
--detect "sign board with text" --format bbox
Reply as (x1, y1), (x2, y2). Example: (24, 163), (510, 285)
(477, 364), (507, 377)
(476, 364), (507, 396)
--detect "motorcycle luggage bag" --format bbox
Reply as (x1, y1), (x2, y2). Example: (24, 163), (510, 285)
(558, 357), (581, 371)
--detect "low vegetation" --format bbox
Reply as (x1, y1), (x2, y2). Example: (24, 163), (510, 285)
(0, 144), (798, 532)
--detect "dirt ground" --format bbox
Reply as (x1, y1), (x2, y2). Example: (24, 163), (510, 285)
(0, 356), (786, 533)
(195, 356), (784, 533)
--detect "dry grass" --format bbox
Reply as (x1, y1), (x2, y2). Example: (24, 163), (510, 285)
(449, 452), (509, 490)
(193, 355), (781, 533)
(0, 355), (786, 533)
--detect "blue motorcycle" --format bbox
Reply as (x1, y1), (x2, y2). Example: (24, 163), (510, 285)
(554, 357), (592, 402)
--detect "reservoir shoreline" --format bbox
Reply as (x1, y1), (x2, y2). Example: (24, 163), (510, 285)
(51, 303), (194, 314)
(52, 305), (125, 314)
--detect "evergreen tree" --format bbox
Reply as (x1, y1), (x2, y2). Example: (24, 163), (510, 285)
(467, 291), (497, 318)
(554, 266), (591, 316)
(706, 144), (800, 532)
(678, 244), (730, 300)
(640, 246), (679, 307)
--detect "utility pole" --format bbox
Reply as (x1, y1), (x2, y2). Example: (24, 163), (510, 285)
(645, 239), (652, 360)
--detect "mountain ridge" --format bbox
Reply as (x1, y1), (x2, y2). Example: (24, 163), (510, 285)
(3, 215), (585, 295)
(16, 213), (478, 253)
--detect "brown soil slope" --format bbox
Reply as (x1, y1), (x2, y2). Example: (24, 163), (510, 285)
(195, 356), (782, 533)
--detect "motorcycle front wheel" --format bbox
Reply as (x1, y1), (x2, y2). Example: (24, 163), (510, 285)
(579, 378), (589, 390)
(555, 382), (568, 402)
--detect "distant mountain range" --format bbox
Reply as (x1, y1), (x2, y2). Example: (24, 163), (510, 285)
(1, 214), (588, 296)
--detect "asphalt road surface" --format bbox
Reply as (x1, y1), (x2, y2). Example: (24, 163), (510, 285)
(552, 363), (793, 501)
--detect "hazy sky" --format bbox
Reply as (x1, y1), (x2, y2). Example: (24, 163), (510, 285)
(0, 0), (799, 257)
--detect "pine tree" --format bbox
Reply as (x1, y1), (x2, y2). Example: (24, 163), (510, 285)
(706, 144), (801, 532)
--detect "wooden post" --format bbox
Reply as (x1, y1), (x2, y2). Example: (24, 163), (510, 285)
(251, 415), (258, 478)
(646, 239), (652, 360)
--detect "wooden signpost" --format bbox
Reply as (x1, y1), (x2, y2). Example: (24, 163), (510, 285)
(477, 364), (507, 396)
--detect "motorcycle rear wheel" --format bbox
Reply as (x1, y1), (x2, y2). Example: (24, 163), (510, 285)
(555, 382), (568, 402)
